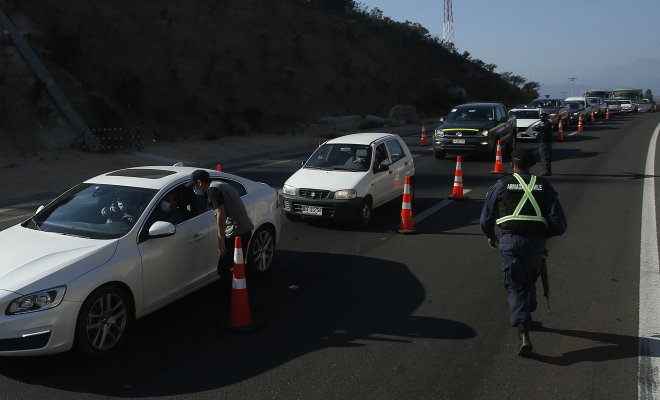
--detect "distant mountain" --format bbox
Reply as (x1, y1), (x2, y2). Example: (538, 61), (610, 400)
(540, 58), (660, 98)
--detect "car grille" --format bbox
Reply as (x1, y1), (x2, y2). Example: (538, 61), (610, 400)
(443, 130), (478, 137)
(299, 189), (331, 199)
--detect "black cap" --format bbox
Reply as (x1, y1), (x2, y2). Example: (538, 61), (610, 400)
(189, 169), (211, 186)
(510, 148), (536, 169)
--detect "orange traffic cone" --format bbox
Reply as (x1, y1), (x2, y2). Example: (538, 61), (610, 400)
(419, 124), (428, 146)
(216, 164), (222, 171)
(578, 113), (584, 132)
(491, 140), (505, 174)
(605, 108), (611, 120)
(590, 111), (595, 125)
(398, 176), (416, 234)
(448, 156), (468, 200)
(558, 119), (564, 142)
(228, 236), (254, 332)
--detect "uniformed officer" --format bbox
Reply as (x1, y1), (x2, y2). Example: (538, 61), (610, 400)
(480, 148), (567, 356)
(533, 112), (554, 176)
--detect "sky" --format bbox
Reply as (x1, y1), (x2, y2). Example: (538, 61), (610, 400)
(356, 0), (660, 98)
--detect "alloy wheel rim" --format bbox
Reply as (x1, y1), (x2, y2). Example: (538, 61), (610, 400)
(86, 293), (127, 351)
(252, 230), (274, 272)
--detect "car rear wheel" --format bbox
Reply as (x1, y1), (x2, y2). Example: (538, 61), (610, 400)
(356, 197), (373, 227)
(75, 284), (132, 357)
(248, 226), (276, 274)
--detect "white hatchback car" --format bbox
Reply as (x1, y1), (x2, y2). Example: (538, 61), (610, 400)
(282, 132), (415, 226)
(0, 166), (280, 356)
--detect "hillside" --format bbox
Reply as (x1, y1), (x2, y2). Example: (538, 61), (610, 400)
(0, 0), (534, 155)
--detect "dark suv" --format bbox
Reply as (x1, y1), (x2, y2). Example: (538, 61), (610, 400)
(433, 102), (516, 159)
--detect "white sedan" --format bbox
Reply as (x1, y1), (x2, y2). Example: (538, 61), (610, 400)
(0, 166), (280, 356)
(281, 132), (415, 226)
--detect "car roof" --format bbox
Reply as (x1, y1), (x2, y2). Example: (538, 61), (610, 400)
(325, 132), (397, 146)
(84, 166), (237, 190)
(510, 107), (540, 112)
(456, 102), (502, 108)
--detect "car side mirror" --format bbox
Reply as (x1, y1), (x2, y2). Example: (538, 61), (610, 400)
(148, 221), (176, 238)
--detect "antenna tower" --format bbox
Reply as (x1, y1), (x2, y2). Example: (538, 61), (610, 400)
(443, 0), (454, 44)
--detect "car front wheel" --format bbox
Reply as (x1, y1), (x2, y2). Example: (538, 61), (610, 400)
(75, 284), (132, 357)
(356, 197), (373, 227)
(248, 226), (276, 274)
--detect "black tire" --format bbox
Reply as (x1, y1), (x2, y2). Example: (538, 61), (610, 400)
(75, 284), (133, 357)
(356, 196), (373, 227)
(247, 226), (276, 274)
(434, 150), (445, 160)
(285, 212), (302, 222)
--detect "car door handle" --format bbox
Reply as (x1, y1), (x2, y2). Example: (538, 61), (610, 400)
(190, 233), (206, 242)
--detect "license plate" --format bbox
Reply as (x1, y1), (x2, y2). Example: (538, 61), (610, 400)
(452, 138), (466, 144)
(301, 205), (323, 216)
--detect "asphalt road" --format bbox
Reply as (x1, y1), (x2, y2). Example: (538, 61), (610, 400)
(1, 112), (659, 399)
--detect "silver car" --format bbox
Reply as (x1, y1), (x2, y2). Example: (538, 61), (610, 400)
(0, 166), (281, 356)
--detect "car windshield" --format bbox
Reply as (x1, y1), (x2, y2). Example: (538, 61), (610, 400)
(510, 110), (540, 119)
(529, 100), (559, 108)
(446, 107), (495, 121)
(24, 183), (157, 239)
(566, 102), (582, 110)
(619, 100), (631, 104)
(304, 143), (373, 171)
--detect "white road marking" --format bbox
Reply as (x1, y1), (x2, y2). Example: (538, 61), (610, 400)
(639, 122), (660, 399)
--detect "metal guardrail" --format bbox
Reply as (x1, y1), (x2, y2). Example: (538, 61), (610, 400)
(81, 127), (142, 152)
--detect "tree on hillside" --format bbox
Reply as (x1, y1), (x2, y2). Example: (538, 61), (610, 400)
(521, 81), (540, 102)
(500, 72), (527, 88)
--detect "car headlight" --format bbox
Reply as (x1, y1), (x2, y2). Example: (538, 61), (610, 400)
(435, 129), (444, 138)
(282, 184), (297, 196)
(334, 189), (357, 200)
(6, 286), (66, 315)
(481, 130), (489, 137)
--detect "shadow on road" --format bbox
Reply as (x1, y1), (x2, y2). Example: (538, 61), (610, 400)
(526, 323), (644, 366)
(0, 251), (475, 397)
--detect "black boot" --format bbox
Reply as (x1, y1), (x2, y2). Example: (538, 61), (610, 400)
(518, 332), (533, 356)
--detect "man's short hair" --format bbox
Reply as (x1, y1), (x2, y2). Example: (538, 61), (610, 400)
(190, 169), (211, 185)
(510, 148), (536, 169)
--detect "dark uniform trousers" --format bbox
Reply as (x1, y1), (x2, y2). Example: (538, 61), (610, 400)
(538, 141), (552, 173)
(498, 231), (546, 326)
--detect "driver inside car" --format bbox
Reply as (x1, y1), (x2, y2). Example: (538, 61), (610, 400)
(101, 195), (136, 224)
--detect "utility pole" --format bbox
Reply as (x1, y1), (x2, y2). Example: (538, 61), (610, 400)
(569, 77), (577, 97)
(443, 0), (454, 45)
